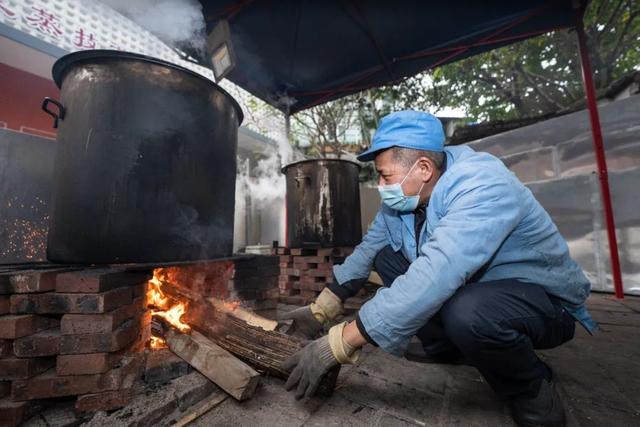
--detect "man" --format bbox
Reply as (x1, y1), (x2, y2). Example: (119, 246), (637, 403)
(280, 110), (596, 427)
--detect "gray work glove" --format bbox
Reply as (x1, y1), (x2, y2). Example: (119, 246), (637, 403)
(277, 305), (323, 340)
(277, 288), (344, 340)
(281, 335), (338, 399)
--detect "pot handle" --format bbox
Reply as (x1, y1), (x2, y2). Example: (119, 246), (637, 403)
(41, 97), (66, 128)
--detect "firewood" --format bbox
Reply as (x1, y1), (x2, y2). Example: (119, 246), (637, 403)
(208, 297), (277, 331)
(184, 302), (340, 397)
(156, 319), (260, 401)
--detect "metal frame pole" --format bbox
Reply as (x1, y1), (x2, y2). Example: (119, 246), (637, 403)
(574, 3), (624, 299)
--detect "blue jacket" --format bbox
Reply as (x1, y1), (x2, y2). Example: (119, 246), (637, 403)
(334, 145), (596, 356)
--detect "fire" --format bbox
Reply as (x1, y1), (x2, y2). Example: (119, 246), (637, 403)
(224, 300), (241, 311)
(147, 269), (191, 345)
(150, 336), (167, 349)
(154, 303), (190, 333)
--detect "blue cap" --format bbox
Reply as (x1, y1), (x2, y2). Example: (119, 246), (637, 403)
(357, 110), (445, 162)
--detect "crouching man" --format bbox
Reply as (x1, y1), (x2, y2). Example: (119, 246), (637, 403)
(280, 110), (596, 427)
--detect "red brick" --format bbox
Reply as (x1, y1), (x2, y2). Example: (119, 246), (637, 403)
(60, 311), (150, 354)
(75, 388), (134, 412)
(0, 340), (11, 357)
(0, 398), (41, 427)
(12, 369), (103, 401)
(60, 296), (144, 335)
(55, 269), (151, 293)
(7, 271), (59, 293)
(13, 329), (61, 357)
(293, 262), (315, 271)
(278, 280), (295, 290)
(283, 268), (302, 277)
(301, 275), (331, 285)
(11, 354), (142, 401)
(295, 256), (329, 263)
(0, 296), (9, 315)
(294, 282), (326, 292)
(306, 269), (333, 278)
(10, 286), (133, 314)
(290, 248), (316, 256)
(300, 290), (318, 299)
(56, 353), (118, 376)
(0, 357), (54, 380)
(0, 315), (59, 339)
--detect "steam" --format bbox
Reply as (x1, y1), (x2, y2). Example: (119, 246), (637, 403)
(247, 137), (297, 203)
(99, 0), (207, 53)
(234, 137), (302, 249)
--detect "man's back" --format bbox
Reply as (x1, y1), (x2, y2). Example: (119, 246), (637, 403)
(431, 146), (592, 319)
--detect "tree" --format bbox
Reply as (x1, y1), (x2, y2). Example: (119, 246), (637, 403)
(429, 0), (640, 121)
(289, 0), (639, 153)
(291, 97), (360, 158)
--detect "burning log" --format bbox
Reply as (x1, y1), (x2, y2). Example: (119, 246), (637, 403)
(154, 317), (260, 401)
(208, 297), (277, 331)
(147, 268), (340, 397)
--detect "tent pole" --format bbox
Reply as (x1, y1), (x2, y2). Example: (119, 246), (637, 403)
(574, 4), (624, 299)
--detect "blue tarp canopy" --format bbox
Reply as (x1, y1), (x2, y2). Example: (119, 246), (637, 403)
(199, 0), (577, 114)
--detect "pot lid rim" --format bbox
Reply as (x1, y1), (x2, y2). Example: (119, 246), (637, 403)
(281, 158), (361, 174)
(51, 49), (244, 125)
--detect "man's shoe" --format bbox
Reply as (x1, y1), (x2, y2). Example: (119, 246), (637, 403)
(509, 378), (566, 427)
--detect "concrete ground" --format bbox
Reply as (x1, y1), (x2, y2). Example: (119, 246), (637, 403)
(194, 292), (640, 427)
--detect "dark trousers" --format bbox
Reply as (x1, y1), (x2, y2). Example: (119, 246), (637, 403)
(374, 245), (576, 399)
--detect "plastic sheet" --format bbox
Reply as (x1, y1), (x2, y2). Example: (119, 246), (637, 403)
(467, 96), (640, 295)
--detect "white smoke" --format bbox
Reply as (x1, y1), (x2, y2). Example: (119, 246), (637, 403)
(98, 0), (206, 53)
(234, 137), (303, 249)
(240, 138), (296, 205)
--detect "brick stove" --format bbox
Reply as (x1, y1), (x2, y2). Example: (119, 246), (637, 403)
(0, 254), (282, 426)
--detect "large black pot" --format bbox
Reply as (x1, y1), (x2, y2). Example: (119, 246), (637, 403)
(282, 159), (362, 248)
(43, 50), (242, 264)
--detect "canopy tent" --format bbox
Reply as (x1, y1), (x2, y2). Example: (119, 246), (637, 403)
(199, 0), (625, 298)
(201, 0), (577, 113)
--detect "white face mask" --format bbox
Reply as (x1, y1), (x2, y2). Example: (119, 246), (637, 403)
(377, 161), (425, 212)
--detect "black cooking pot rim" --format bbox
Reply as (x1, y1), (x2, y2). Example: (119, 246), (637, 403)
(52, 49), (244, 125)
(281, 158), (361, 174)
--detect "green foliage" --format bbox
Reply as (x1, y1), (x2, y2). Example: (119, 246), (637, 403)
(429, 0), (640, 121)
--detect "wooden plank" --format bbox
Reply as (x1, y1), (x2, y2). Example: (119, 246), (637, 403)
(173, 390), (228, 427)
(162, 326), (260, 401)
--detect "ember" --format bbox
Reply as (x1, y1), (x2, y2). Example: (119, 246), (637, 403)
(149, 336), (167, 349)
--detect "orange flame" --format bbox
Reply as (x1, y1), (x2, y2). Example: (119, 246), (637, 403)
(154, 303), (190, 333)
(147, 269), (191, 345)
(150, 336), (167, 349)
(224, 300), (241, 311)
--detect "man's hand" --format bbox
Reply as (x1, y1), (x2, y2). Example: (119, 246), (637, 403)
(277, 305), (323, 340)
(277, 288), (345, 340)
(282, 335), (338, 399)
(282, 322), (362, 399)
